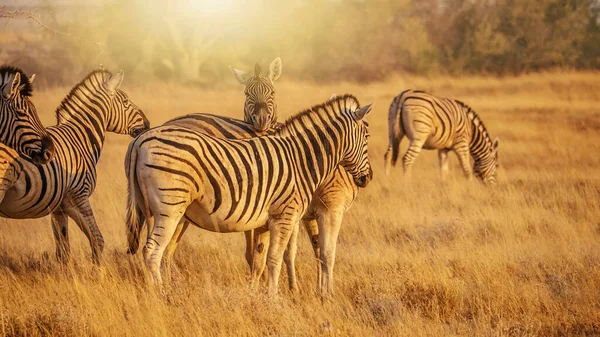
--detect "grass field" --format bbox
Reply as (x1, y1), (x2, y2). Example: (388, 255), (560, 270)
(1, 72), (599, 336)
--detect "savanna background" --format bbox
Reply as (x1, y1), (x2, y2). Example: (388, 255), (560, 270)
(1, 0), (600, 336)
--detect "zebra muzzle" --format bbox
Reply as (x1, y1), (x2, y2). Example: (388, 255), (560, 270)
(353, 167), (373, 188)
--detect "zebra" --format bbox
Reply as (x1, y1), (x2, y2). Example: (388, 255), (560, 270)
(0, 66), (54, 164)
(128, 110), (359, 296)
(0, 68), (149, 263)
(384, 89), (499, 184)
(125, 94), (373, 295)
(230, 57), (282, 131)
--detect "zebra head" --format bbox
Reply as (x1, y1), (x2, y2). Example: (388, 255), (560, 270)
(340, 101), (374, 188)
(102, 70), (150, 138)
(230, 57), (282, 132)
(474, 138), (499, 185)
(0, 66), (54, 165)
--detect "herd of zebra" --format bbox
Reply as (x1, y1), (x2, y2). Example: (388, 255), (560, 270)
(0, 59), (499, 297)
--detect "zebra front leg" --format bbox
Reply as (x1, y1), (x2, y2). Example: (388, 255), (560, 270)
(453, 143), (472, 180)
(403, 139), (426, 179)
(283, 222), (300, 292)
(64, 197), (104, 264)
(317, 208), (344, 297)
(164, 220), (189, 284)
(266, 216), (298, 296)
(249, 227), (270, 289)
(51, 209), (70, 263)
(302, 218), (321, 294)
(438, 149), (450, 180)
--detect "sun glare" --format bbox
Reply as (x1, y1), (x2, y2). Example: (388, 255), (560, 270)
(185, 0), (239, 16)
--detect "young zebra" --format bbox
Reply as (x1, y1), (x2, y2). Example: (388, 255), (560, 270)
(384, 89), (499, 184)
(229, 57), (282, 131)
(0, 66), (54, 164)
(125, 95), (373, 295)
(0, 68), (149, 263)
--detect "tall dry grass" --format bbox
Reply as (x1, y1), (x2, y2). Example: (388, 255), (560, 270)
(1, 72), (599, 336)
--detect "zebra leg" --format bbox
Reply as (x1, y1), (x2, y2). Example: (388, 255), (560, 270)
(317, 208), (343, 297)
(164, 220), (189, 284)
(249, 227), (270, 289)
(266, 217), (298, 296)
(438, 149), (450, 180)
(144, 214), (183, 287)
(283, 222), (300, 292)
(302, 218), (321, 294)
(453, 143), (472, 180)
(403, 139), (426, 178)
(51, 209), (70, 263)
(63, 197), (104, 264)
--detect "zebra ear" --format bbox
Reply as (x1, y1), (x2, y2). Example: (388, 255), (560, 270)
(104, 69), (124, 94)
(2, 72), (21, 99)
(29, 74), (36, 85)
(352, 103), (374, 121)
(254, 63), (262, 77)
(329, 93), (337, 100)
(230, 66), (250, 85)
(268, 57), (282, 82)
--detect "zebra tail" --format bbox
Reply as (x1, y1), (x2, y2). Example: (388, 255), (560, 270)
(384, 94), (403, 175)
(125, 141), (145, 255)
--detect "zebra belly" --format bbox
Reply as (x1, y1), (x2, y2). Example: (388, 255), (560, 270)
(183, 198), (270, 233)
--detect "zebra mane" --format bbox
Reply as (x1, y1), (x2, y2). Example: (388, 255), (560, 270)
(0, 65), (33, 97)
(455, 99), (493, 148)
(55, 70), (109, 123)
(276, 94), (360, 137)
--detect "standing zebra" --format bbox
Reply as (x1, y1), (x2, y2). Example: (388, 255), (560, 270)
(125, 94), (373, 295)
(230, 58), (281, 131)
(384, 89), (499, 184)
(0, 68), (149, 263)
(0, 66), (54, 164)
(127, 68), (358, 296)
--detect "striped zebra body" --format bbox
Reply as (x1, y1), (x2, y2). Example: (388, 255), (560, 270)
(125, 95), (373, 294)
(384, 89), (499, 184)
(154, 113), (358, 295)
(0, 66), (54, 164)
(0, 69), (149, 263)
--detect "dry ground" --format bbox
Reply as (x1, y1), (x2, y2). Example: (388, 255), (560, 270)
(1, 72), (599, 336)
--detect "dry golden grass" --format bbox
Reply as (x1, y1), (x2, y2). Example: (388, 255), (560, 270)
(1, 72), (600, 336)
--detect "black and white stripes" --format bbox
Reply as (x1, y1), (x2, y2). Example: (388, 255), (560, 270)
(384, 89), (499, 184)
(125, 94), (372, 294)
(0, 69), (149, 263)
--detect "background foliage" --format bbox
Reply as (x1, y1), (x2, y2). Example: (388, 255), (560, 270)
(1, 0), (600, 86)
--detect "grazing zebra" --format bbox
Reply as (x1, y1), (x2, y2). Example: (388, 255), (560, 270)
(384, 89), (499, 184)
(0, 68), (149, 263)
(125, 94), (373, 295)
(0, 66), (54, 164)
(230, 57), (281, 131)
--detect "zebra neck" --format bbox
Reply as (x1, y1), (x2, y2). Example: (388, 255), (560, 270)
(53, 75), (109, 162)
(468, 111), (494, 163)
(276, 120), (345, 200)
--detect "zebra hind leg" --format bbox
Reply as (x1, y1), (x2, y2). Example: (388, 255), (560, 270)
(403, 139), (426, 179)
(51, 209), (70, 263)
(163, 220), (189, 284)
(249, 227), (270, 289)
(438, 149), (450, 180)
